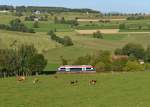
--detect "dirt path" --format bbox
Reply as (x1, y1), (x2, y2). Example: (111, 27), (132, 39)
(75, 29), (150, 34)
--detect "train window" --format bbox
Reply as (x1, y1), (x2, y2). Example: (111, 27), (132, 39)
(86, 68), (94, 71)
(60, 68), (66, 71)
(70, 68), (82, 71)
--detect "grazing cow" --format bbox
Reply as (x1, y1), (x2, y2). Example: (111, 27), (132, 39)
(33, 78), (39, 84)
(17, 76), (26, 81)
(89, 80), (97, 85)
(70, 80), (78, 85)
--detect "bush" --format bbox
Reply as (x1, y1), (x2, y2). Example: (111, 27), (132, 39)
(114, 48), (123, 55)
(112, 58), (128, 71)
(124, 61), (145, 72)
(95, 62), (105, 72)
(0, 18), (35, 33)
(122, 43), (145, 59)
(73, 55), (91, 65)
(63, 36), (74, 46)
(48, 30), (74, 46)
(93, 31), (103, 39)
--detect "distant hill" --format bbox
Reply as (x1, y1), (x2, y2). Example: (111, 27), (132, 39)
(0, 5), (100, 13)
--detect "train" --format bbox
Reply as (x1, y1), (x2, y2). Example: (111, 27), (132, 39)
(57, 65), (96, 73)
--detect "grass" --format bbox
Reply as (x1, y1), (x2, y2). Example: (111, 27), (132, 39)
(103, 34), (128, 40)
(25, 21), (73, 32)
(0, 30), (61, 52)
(1, 71), (150, 107)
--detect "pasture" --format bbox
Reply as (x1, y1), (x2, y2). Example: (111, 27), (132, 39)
(1, 13), (150, 70)
(1, 72), (150, 107)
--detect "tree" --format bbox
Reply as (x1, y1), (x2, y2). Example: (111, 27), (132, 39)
(60, 17), (65, 23)
(124, 61), (145, 72)
(93, 31), (103, 39)
(114, 48), (123, 55)
(122, 43), (145, 59)
(17, 44), (38, 75)
(112, 58), (128, 71)
(95, 62), (105, 72)
(54, 16), (59, 24)
(63, 36), (74, 46)
(73, 55), (91, 65)
(29, 54), (47, 75)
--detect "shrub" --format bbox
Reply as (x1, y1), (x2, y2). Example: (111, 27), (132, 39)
(63, 36), (74, 46)
(73, 55), (91, 65)
(122, 43), (145, 59)
(112, 58), (128, 72)
(124, 61), (145, 72)
(93, 31), (103, 39)
(0, 18), (35, 33)
(114, 48), (123, 55)
(95, 62), (105, 72)
(48, 30), (74, 46)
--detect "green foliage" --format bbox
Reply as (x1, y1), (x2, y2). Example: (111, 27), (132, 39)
(112, 58), (128, 72)
(127, 16), (144, 20)
(0, 18), (35, 33)
(25, 15), (48, 21)
(0, 44), (47, 77)
(28, 54), (47, 74)
(93, 31), (103, 39)
(122, 43), (145, 59)
(33, 21), (39, 28)
(54, 16), (78, 26)
(114, 48), (123, 55)
(95, 62), (105, 72)
(63, 36), (74, 46)
(124, 61), (145, 72)
(48, 30), (74, 46)
(144, 45), (150, 62)
(73, 55), (92, 65)
(119, 23), (126, 29)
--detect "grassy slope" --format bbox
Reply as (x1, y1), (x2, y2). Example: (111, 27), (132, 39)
(0, 30), (61, 52)
(1, 72), (150, 107)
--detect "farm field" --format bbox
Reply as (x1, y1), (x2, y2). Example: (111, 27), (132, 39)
(1, 72), (150, 107)
(1, 13), (150, 70)
(1, 29), (150, 70)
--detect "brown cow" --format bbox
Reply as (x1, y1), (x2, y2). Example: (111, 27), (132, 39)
(17, 76), (26, 82)
(89, 80), (97, 85)
(70, 80), (78, 85)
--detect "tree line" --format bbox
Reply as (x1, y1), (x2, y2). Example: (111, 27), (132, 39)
(54, 17), (79, 27)
(0, 5), (99, 13)
(0, 19), (35, 33)
(0, 44), (47, 78)
(25, 15), (48, 21)
(62, 43), (150, 72)
(48, 30), (74, 46)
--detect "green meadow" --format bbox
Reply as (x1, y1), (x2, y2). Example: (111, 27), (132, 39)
(1, 72), (150, 107)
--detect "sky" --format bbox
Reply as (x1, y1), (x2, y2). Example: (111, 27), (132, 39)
(0, 0), (150, 13)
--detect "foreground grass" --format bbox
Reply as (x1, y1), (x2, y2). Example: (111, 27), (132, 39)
(1, 72), (150, 107)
